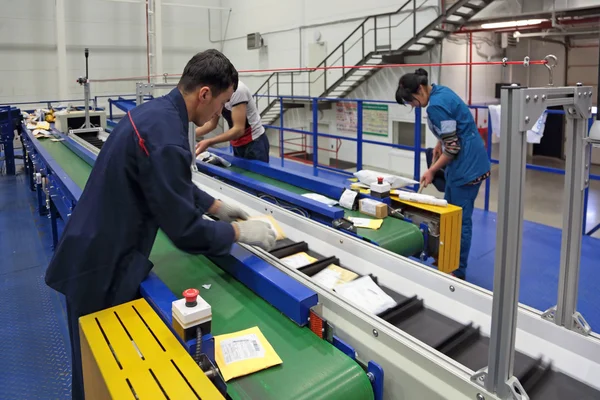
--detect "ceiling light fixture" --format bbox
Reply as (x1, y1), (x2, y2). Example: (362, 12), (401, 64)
(480, 19), (548, 30)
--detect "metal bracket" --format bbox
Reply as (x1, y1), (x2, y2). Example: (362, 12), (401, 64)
(470, 366), (488, 386)
(541, 305), (556, 322)
(367, 361), (384, 400)
(544, 54), (557, 86)
(137, 82), (156, 96)
(471, 367), (529, 400)
(572, 312), (592, 336)
(309, 304), (334, 342)
(506, 375), (529, 400)
(136, 82), (176, 105)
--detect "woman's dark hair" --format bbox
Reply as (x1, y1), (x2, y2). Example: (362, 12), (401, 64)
(178, 49), (239, 96)
(395, 68), (429, 105)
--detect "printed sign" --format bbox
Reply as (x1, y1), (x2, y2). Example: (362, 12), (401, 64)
(335, 102), (389, 136)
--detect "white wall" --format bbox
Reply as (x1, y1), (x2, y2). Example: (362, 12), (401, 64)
(0, 0), (222, 107)
(0, 0), (58, 104)
(219, 0), (439, 95)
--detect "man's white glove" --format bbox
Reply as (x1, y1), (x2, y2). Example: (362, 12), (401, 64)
(211, 200), (249, 222)
(233, 220), (277, 251)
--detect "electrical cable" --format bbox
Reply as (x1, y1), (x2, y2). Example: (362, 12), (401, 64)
(257, 193), (310, 217)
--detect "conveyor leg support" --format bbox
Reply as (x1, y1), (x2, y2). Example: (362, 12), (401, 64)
(50, 200), (59, 250)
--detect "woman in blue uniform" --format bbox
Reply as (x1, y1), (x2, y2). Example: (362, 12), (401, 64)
(395, 68), (490, 280)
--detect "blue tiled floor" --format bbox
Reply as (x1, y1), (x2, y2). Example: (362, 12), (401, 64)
(0, 165), (71, 399)
(466, 208), (600, 330)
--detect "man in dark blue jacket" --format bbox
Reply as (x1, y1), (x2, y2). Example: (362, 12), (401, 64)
(45, 49), (276, 399)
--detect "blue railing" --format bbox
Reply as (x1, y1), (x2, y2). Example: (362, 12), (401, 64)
(257, 94), (425, 189)
(0, 93), (145, 112)
(255, 94), (599, 236)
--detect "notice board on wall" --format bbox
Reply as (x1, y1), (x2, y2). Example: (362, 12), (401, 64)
(335, 102), (389, 137)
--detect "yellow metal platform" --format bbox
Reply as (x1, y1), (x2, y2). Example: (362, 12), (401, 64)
(79, 298), (224, 400)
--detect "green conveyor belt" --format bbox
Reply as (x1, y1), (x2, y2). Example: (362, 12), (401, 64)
(228, 166), (424, 256)
(36, 138), (374, 400)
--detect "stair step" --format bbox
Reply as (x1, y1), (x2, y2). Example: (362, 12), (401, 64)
(461, 2), (484, 10)
(375, 44), (392, 51)
(443, 19), (464, 25)
(433, 27), (454, 34)
(453, 11), (474, 18)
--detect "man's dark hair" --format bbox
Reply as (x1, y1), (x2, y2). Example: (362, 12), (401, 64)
(178, 49), (239, 96)
(395, 68), (429, 105)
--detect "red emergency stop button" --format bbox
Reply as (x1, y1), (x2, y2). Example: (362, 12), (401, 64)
(183, 288), (199, 307)
(377, 177), (383, 184)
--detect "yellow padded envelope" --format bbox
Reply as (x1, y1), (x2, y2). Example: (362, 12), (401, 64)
(215, 326), (283, 382)
(247, 215), (286, 240)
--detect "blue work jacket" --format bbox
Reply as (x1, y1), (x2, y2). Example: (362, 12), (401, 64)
(426, 84), (490, 187)
(45, 88), (236, 314)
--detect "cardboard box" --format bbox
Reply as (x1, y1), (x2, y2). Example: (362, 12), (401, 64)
(359, 198), (388, 218)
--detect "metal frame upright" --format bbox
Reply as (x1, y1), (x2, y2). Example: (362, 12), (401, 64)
(472, 83), (594, 400)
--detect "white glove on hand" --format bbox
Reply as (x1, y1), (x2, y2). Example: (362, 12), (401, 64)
(233, 220), (277, 251)
(212, 201), (249, 222)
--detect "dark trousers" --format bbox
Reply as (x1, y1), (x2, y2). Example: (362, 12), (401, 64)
(67, 301), (85, 400)
(445, 182), (482, 279)
(233, 133), (270, 163)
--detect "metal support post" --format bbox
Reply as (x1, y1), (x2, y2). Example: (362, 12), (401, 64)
(555, 114), (590, 334)
(473, 84), (593, 400)
(136, 83), (145, 105)
(473, 85), (528, 400)
(542, 89), (593, 335)
(84, 81), (91, 129)
(83, 48), (91, 129)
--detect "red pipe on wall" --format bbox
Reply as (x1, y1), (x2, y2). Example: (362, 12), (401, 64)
(468, 33), (473, 105)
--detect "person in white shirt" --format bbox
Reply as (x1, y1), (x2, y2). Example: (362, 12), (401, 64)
(195, 80), (270, 162)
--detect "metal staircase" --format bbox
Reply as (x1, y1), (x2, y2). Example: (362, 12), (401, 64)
(254, 0), (494, 125)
